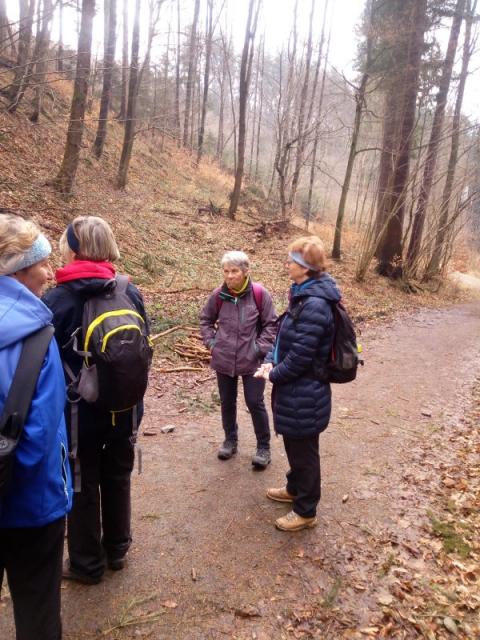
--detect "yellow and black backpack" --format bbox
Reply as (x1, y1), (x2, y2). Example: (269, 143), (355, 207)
(66, 275), (152, 414)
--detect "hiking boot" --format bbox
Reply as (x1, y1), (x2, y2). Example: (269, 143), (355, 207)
(62, 560), (102, 585)
(275, 510), (318, 532)
(217, 440), (237, 460)
(267, 487), (295, 503)
(251, 448), (271, 469)
(107, 555), (126, 571)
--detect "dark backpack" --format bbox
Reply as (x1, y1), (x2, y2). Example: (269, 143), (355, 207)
(290, 298), (363, 384)
(66, 275), (152, 413)
(0, 325), (54, 501)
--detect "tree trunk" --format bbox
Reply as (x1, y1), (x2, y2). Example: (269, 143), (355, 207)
(174, 0), (181, 142)
(93, 0), (117, 158)
(6, 0), (35, 112)
(30, 0), (53, 123)
(289, 0), (315, 210)
(216, 40), (227, 161)
(117, 0), (128, 122)
(406, 0), (466, 270)
(254, 35), (265, 181)
(183, 0), (200, 148)
(197, 0), (214, 163)
(116, 0), (141, 189)
(375, 0), (428, 277)
(305, 24), (330, 228)
(57, 0), (64, 72)
(425, 0), (475, 278)
(228, 0), (261, 219)
(53, 0), (95, 197)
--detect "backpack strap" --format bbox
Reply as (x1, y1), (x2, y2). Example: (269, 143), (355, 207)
(115, 274), (130, 294)
(215, 282), (264, 316)
(0, 325), (54, 498)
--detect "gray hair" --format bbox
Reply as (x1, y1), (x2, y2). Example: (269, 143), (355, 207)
(0, 213), (49, 275)
(220, 250), (250, 270)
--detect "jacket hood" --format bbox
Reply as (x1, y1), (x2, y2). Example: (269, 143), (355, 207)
(0, 276), (53, 348)
(291, 273), (341, 303)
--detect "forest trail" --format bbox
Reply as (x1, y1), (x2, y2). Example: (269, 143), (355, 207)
(1, 303), (480, 639)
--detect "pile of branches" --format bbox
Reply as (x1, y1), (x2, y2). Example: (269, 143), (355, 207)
(151, 325), (211, 373)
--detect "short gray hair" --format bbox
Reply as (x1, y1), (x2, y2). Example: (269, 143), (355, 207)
(220, 250), (250, 270)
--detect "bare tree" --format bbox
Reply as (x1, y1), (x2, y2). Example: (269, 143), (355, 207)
(174, 0), (181, 141)
(406, 0), (466, 270)
(332, 0), (373, 259)
(6, 0), (36, 113)
(375, 0), (428, 277)
(197, 0), (214, 163)
(425, 0), (476, 277)
(183, 0), (201, 148)
(228, 0), (261, 219)
(289, 0), (315, 210)
(57, 0), (64, 72)
(117, 0), (128, 122)
(53, 0), (95, 197)
(93, 0), (117, 158)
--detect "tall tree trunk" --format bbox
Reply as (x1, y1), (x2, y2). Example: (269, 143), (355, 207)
(6, 0), (35, 112)
(254, 35), (264, 181)
(425, 0), (475, 278)
(183, 0), (200, 148)
(174, 0), (181, 142)
(305, 24), (330, 229)
(57, 0), (64, 72)
(116, 0), (141, 188)
(197, 0), (214, 163)
(289, 0), (315, 210)
(375, 0), (428, 277)
(332, 0), (373, 259)
(117, 0), (128, 122)
(53, 0), (95, 197)
(406, 0), (466, 270)
(31, 0), (54, 123)
(93, 0), (117, 158)
(216, 40), (227, 161)
(228, 0), (261, 219)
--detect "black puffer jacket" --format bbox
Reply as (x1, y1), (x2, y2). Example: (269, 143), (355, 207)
(268, 274), (341, 439)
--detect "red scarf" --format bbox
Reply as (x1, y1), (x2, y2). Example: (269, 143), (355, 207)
(55, 260), (116, 284)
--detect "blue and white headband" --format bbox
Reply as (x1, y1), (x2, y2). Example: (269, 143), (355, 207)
(0, 233), (52, 276)
(288, 251), (321, 272)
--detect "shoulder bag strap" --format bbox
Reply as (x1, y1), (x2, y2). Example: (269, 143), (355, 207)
(0, 325), (54, 441)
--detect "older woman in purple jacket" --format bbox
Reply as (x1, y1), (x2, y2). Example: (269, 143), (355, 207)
(200, 251), (277, 469)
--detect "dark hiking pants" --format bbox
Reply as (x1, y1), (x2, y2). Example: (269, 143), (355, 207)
(0, 516), (65, 640)
(283, 434), (321, 518)
(216, 372), (270, 448)
(67, 406), (135, 580)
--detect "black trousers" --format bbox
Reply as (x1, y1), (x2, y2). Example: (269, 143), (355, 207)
(283, 434), (321, 518)
(216, 372), (270, 448)
(67, 407), (135, 579)
(0, 517), (65, 640)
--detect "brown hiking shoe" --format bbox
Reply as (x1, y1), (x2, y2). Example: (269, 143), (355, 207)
(266, 487), (295, 503)
(275, 510), (318, 532)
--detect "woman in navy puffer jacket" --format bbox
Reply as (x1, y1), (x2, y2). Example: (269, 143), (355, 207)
(255, 236), (341, 532)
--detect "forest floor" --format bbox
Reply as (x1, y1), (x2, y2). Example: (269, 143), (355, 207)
(1, 301), (479, 640)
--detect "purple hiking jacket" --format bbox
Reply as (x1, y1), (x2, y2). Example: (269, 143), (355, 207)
(200, 282), (277, 377)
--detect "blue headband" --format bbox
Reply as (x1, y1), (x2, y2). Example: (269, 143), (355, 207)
(0, 233), (52, 275)
(66, 224), (80, 254)
(288, 251), (321, 272)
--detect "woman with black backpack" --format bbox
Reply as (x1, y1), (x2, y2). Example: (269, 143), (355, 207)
(255, 236), (341, 532)
(44, 216), (151, 584)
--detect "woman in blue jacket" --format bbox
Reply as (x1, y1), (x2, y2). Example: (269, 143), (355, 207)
(0, 212), (73, 640)
(255, 236), (341, 532)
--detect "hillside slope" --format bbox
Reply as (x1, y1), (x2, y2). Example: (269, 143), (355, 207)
(0, 77), (472, 337)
